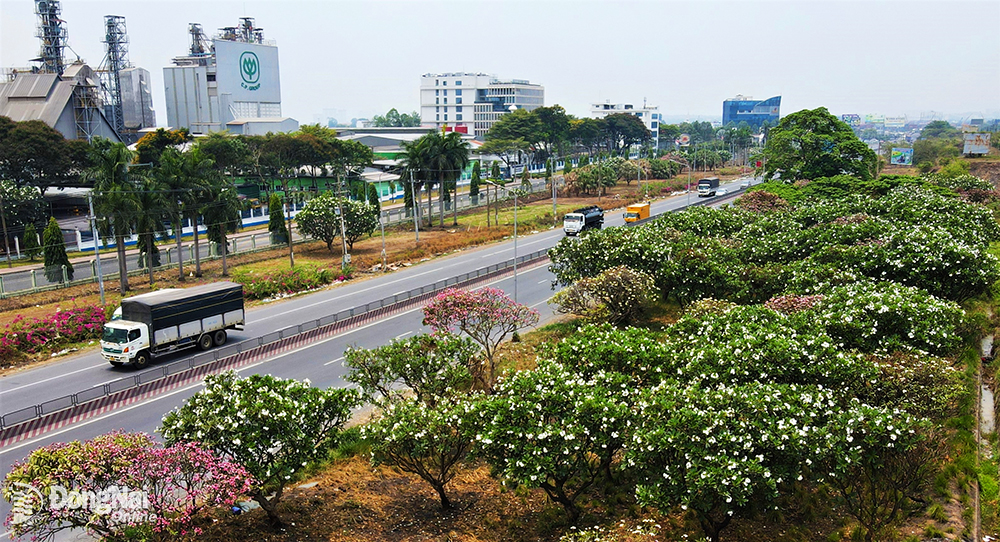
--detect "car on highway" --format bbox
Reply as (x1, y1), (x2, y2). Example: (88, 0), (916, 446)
(717, 188), (728, 196)
(740, 179), (752, 188)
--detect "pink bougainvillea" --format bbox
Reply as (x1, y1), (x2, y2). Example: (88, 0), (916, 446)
(0, 305), (106, 362)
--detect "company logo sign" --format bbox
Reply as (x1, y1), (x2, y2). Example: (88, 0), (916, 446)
(239, 51), (261, 91)
(8, 481), (153, 526)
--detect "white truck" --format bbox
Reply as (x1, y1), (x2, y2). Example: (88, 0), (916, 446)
(563, 206), (604, 236)
(101, 282), (245, 369)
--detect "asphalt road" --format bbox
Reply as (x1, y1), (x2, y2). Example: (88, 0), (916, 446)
(0, 178), (749, 540)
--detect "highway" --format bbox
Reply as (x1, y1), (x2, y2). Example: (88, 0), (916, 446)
(0, 179), (748, 540)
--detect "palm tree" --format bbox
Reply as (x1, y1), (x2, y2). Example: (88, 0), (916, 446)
(155, 149), (189, 281)
(134, 176), (170, 286)
(203, 180), (244, 276)
(84, 139), (142, 294)
(178, 149), (216, 278)
(423, 131), (470, 227)
(399, 137), (431, 228)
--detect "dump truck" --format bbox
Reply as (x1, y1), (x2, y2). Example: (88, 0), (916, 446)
(563, 205), (604, 235)
(624, 203), (651, 223)
(101, 282), (245, 369)
(697, 177), (720, 197)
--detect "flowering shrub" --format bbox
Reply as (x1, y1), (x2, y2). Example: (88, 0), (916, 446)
(685, 298), (738, 318)
(734, 189), (790, 213)
(231, 265), (341, 300)
(764, 294), (824, 314)
(344, 333), (478, 406)
(2, 431), (250, 541)
(813, 281), (964, 356)
(550, 265), (657, 325)
(362, 397), (476, 509)
(471, 360), (632, 522)
(422, 287), (539, 392)
(541, 323), (672, 387)
(861, 352), (966, 420)
(159, 371), (359, 524)
(0, 305), (106, 362)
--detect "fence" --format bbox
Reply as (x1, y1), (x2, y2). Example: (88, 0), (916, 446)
(0, 248), (551, 433)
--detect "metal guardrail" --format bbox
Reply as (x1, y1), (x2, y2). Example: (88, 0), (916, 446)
(0, 248), (551, 430)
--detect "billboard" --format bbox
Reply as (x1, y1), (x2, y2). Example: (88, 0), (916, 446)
(675, 133), (691, 146)
(884, 117), (906, 128)
(890, 148), (913, 166)
(214, 40), (281, 104)
(865, 114), (885, 124)
(963, 133), (992, 155)
(841, 114), (861, 126)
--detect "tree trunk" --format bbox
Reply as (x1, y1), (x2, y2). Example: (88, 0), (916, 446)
(175, 215), (184, 281)
(432, 482), (452, 509)
(145, 233), (155, 286)
(220, 231), (228, 276)
(252, 490), (284, 527)
(438, 172), (445, 228)
(452, 181), (458, 226)
(192, 214), (202, 277)
(116, 235), (129, 294)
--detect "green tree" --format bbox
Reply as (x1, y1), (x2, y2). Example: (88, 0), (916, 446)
(135, 127), (192, 166)
(563, 156), (573, 175)
(602, 113), (652, 156)
(919, 120), (959, 140)
(160, 371), (360, 525)
(196, 131), (250, 180)
(85, 138), (141, 293)
(409, 131), (470, 227)
(295, 192), (378, 252)
(133, 176), (169, 285)
(0, 118), (73, 191)
(569, 118), (603, 155)
(268, 192), (288, 243)
(761, 107), (879, 181)
(372, 108), (421, 127)
(178, 148), (218, 277)
(203, 181), (244, 276)
(469, 160), (481, 204)
(22, 221), (40, 261)
(533, 105), (571, 156)
(0, 180), (46, 250)
(42, 216), (72, 283)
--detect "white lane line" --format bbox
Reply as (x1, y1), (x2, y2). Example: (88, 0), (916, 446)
(538, 279), (549, 284)
(0, 362), (108, 396)
(323, 356), (345, 367)
(395, 331), (413, 340)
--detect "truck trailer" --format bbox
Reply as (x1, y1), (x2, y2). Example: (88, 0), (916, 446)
(101, 282), (245, 369)
(563, 206), (604, 235)
(624, 203), (651, 223)
(697, 177), (720, 197)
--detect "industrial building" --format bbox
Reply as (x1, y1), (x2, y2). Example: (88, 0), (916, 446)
(0, 2), (159, 143)
(590, 100), (661, 147)
(419, 73), (544, 137)
(722, 95), (781, 129)
(163, 17), (296, 135)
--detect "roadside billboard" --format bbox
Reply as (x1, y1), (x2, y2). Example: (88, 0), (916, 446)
(865, 114), (885, 125)
(884, 117), (906, 128)
(675, 134), (691, 146)
(890, 148), (913, 165)
(841, 114), (861, 126)
(213, 39), (281, 104)
(963, 133), (992, 155)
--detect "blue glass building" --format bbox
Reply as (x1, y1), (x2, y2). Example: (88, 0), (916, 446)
(722, 95), (781, 129)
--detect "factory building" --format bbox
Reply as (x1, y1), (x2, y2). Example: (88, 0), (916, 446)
(163, 17), (295, 135)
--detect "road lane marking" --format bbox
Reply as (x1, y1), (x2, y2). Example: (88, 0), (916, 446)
(0, 362), (108, 396)
(395, 331), (413, 340)
(323, 356), (345, 367)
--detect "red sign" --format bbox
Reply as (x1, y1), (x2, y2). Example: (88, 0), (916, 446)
(755, 161), (762, 167)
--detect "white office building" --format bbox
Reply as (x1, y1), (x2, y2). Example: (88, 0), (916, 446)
(591, 100), (661, 147)
(419, 72), (544, 137)
(164, 19), (289, 135)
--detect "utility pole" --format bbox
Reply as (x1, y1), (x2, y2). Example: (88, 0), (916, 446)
(284, 178), (294, 269)
(410, 170), (419, 242)
(337, 173), (349, 271)
(0, 193), (11, 268)
(88, 193), (105, 305)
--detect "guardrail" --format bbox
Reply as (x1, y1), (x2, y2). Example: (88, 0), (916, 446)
(0, 248), (551, 432)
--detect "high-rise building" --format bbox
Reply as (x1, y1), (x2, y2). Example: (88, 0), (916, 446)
(591, 100), (661, 147)
(419, 73), (544, 137)
(163, 18), (287, 134)
(722, 95), (781, 129)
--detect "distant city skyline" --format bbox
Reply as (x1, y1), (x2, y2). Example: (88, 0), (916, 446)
(2, 0), (998, 130)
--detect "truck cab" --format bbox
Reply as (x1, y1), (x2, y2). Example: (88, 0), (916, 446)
(101, 321), (151, 368)
(697, 177), (721, 197)
(563, 212), (587, 235)
(624, 203), (650, 223)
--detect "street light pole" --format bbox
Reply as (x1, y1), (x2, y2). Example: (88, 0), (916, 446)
(337, 173), (349, 271)
(410, 170), (419, 242)
(88, 193), (105, 305)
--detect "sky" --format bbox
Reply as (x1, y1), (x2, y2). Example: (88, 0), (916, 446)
(2, 0), (999, 128)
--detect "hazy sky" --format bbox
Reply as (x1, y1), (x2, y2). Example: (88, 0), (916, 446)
(2, 0), (999, 127)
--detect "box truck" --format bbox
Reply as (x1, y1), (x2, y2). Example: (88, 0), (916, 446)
(101, 282), (245, 369)
(697, 177), (720, 197)
(563, 206), (604, 235)
(624, 203), (651, 223)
